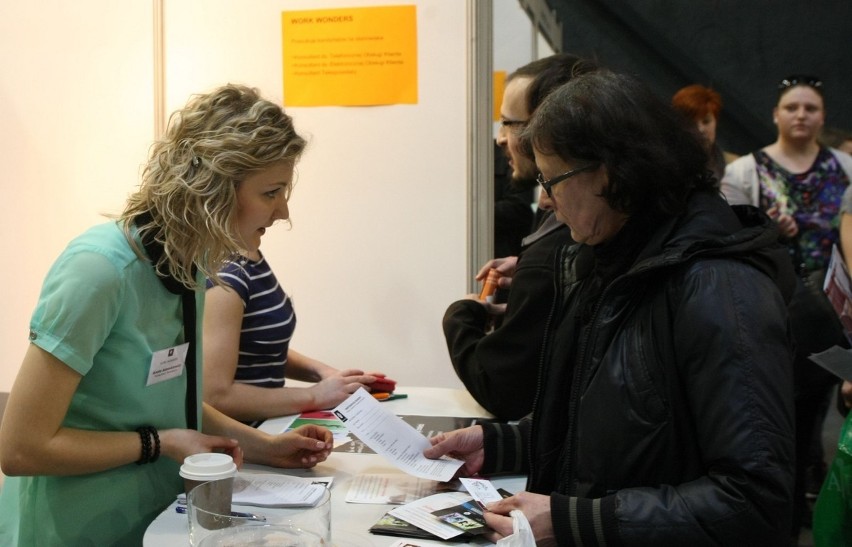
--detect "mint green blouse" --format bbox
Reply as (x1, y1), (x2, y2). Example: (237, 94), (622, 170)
(0, 221), (202, 545)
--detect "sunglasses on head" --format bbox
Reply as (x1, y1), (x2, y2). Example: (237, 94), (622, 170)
(778, 75), (823, 91)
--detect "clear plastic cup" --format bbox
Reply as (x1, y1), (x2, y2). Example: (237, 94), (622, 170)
(196, 524), (324, 546)
(187, 483), (331, 546)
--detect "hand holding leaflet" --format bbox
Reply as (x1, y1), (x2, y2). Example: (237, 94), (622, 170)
(460, 477), (504, 507)
(332, 388), (464, 481)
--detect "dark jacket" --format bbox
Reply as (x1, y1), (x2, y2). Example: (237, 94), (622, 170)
(480, 192), (797, 546)
(443, 213), (574, 420)
(493, 140), (535, 258)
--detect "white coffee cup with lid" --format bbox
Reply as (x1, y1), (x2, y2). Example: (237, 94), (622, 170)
(180, 453), (237, 488)
(180, 453), (238, 530)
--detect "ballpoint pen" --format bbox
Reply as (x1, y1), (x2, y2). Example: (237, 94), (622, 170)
(373, 393), (408, 402)
(175, 505), (267, 522)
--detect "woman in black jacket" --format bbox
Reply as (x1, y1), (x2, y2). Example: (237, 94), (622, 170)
(425, 70), (797, 546)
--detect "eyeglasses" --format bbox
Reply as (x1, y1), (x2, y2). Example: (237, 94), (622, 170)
(778, 75), (823, 91)
(536, 164), (598, 197)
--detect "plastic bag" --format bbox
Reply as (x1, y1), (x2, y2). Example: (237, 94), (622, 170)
(495, 509), (536, 547)
(812, 411), (852, 546)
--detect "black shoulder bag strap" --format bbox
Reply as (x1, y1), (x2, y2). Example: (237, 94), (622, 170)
(136, 212), (199, 430)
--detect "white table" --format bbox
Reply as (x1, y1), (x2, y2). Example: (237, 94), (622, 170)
(144, 387), (526, 546)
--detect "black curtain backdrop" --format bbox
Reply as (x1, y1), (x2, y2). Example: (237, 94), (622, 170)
(547, 0), (852, 155)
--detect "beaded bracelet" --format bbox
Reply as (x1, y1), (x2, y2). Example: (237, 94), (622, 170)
(148, 426), (161, 463)
(135, 426), (161, 465)
(135, 426), (152, 465)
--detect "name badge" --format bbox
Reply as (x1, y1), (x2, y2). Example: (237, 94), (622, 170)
(146, 343), (189, 386)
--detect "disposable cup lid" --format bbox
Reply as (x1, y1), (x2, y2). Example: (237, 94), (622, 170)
(179, 453), (237, 481)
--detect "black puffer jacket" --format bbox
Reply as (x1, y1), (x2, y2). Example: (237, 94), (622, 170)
(480, 192), (797, 546)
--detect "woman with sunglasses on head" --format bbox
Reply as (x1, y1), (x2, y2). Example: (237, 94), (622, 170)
(0, 84), (333, 546)
(722, 75), (852, 540)
(425, 70), (797, 546)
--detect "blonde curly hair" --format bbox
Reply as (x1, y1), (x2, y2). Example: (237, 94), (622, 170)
(121, 84), (306, 289)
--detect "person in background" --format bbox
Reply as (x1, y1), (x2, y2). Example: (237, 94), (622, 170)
(0, 85), (333, 546)
(722, 74), (852, 539)
(812, 194), (852, 544)
(821, 126), (852, 155)
(203, 224), (393, 423)
(442, 53), (595, 420)
(671, 83), (739, 183)
(426, 70), (796, 546)
(493, 139), (535, 258)
(836, 182), (852, 415)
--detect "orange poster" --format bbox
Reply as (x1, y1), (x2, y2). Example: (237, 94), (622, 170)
(282, 5), (418, 107)
(493, 71), (506, 121)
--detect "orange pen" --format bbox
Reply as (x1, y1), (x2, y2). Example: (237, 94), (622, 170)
(479, 268), (502, 302)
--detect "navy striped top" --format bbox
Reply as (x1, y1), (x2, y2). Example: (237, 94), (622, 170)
(207, 253), (295, 388)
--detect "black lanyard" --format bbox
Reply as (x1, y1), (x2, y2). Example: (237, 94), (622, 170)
(136, 213), (198, 430)
(180, 290), (198, 430)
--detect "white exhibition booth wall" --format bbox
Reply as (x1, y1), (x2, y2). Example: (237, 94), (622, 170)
(0, 0), (541, 392)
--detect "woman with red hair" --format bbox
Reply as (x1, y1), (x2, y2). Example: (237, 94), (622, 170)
(672, 84), (738, 183)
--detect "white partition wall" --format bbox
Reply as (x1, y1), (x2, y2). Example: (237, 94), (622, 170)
(164, 0), (471, 387)
(0, 1), (155, 391)
(0, 0), (481, 391)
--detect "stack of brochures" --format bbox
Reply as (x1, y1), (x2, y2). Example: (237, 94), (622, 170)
(231, 472), (332, 508)
(369, 491), (489, 540)
(356, 475), (514, 541)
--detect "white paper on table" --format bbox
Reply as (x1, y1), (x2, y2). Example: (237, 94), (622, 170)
(332, 388), (464, 482)
(231, 473), (329, 507)
(460, 477), (504, 506)
(345, 473), (440, 505)
(389, 492), (472, 540)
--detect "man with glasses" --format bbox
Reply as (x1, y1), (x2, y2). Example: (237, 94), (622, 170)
(442, 54), (596, 420)
(492, 58), (545, 259)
